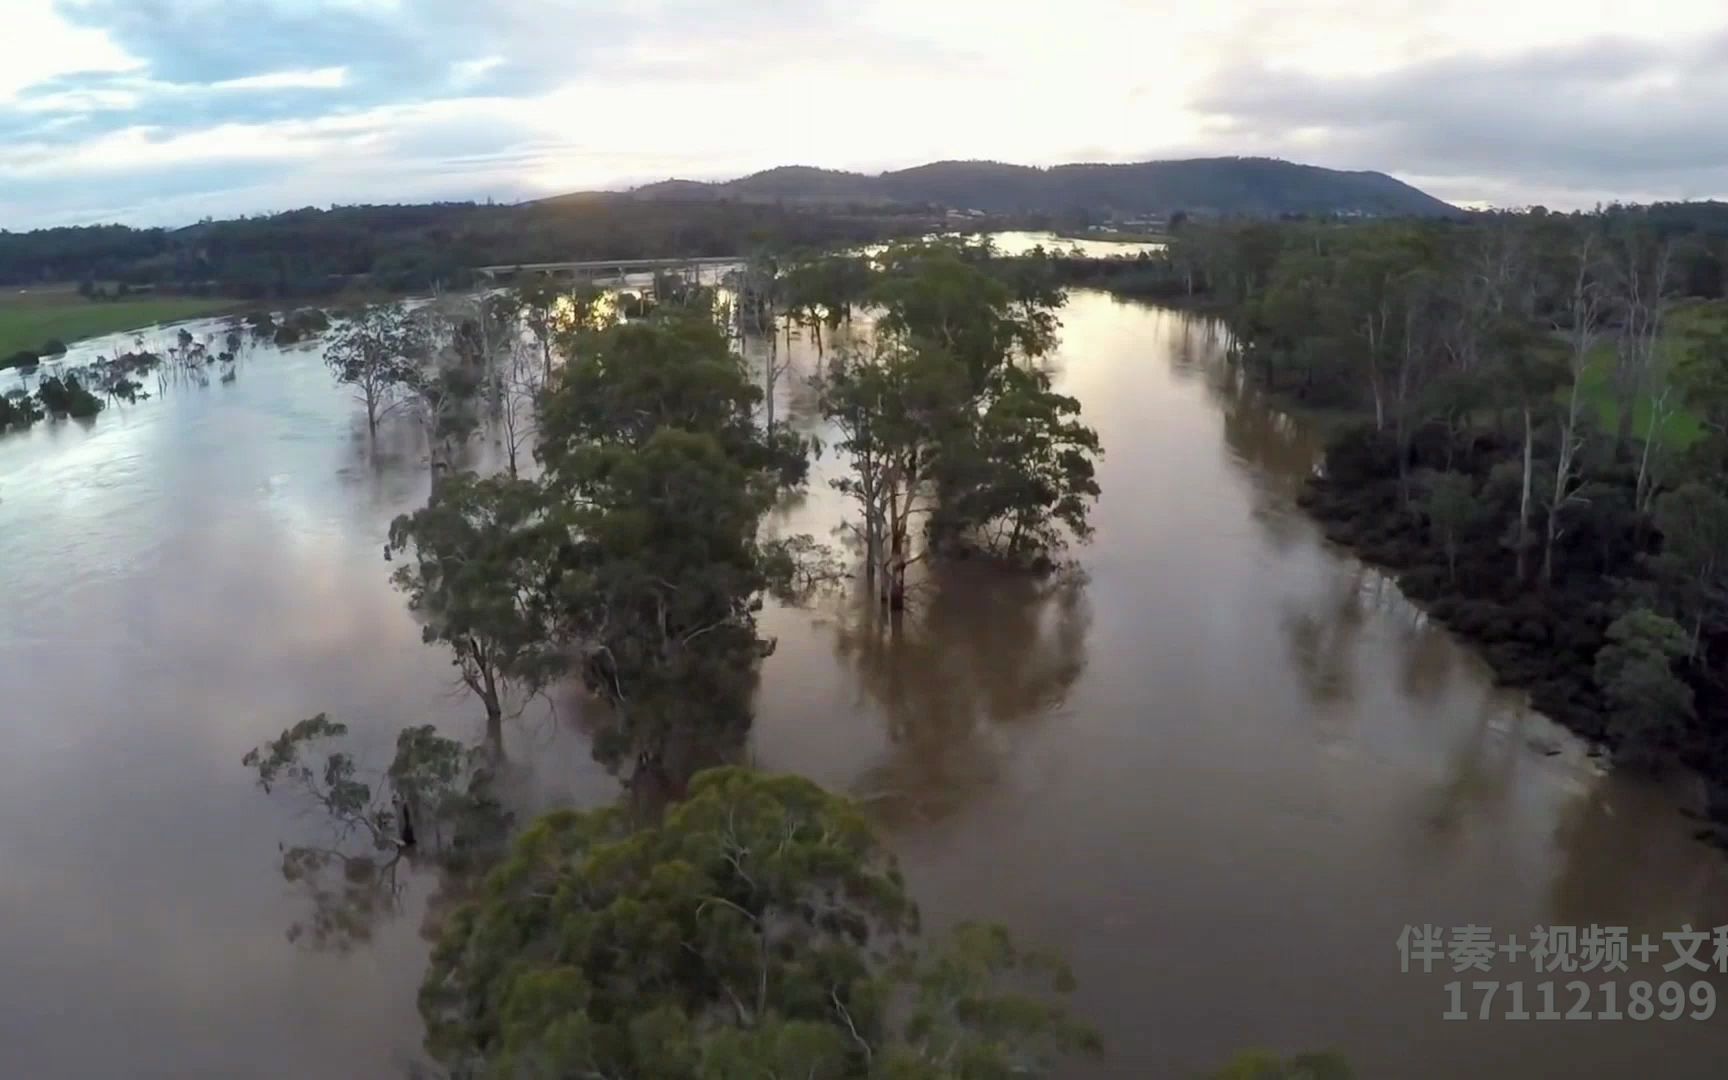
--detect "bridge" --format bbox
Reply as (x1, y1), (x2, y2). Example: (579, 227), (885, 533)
(474, 256), (742, 284)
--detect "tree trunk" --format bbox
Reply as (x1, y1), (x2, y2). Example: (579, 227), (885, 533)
(863, 520), (879, 589)
(884, 493), (902, 609)
(480, 663), (504, 757)
(764, 334), (778, 433)
(1516, 406), (1534, 582)
(1543, 442), (1569, 588)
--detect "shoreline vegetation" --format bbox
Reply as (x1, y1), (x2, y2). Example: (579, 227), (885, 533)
(1060, 209), (1728, 828)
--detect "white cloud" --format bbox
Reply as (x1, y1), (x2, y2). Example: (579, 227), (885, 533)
(210, 67), (348, 91)
(0, 0), (137, 101)
(451, 56), (504, 88)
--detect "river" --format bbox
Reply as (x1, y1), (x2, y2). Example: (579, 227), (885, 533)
(2, 286), (1727, 1077)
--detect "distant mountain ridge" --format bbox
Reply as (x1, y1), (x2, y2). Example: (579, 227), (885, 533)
(619, 157), (1459, 219)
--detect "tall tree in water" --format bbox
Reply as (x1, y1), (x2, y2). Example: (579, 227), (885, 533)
(387, 473), (569, 753)
(537, 314), (809, 784)
(419, 768), (1098, 1078)
(928, 363), (1102, 565)
(816, 339), (966, 608)
(820, 241), (1099, 603)
(514, 277), (566, 383)
(324, 305), (425, 437)
(552, 427), (781, 782)
(242, 715), (507, 949)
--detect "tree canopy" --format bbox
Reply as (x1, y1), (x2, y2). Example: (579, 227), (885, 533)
(420, 767), (1097, 1079)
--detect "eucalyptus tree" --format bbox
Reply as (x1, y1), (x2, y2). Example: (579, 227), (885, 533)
(1542, 232), (1609, 586)
(535, 313), (810, 782)
(324, 305), (426, 437)
(387, 473), (570, 752)
(514, 276), (566, 383)
(819, 241), (1100, 598)
(243, 714), (508, 949)
(928, 363), (1101, 565)
(816, 339), (966, 608)
(419, 767), (1098, 1079)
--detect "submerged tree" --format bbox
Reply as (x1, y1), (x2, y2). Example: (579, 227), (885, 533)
(35, 373), (103, 418)
(388, 473), (569, 752)
(419, 767), (1097, 1078)
(552, 427), (781, 782)
(0, 388), (43, 430)
(324, 305), (425, 437)
(819, 242), (1099, 601)
(537, 314), (811, 783)
(816, 340), (965, 608)
(930, 364), (1101, 566)
(242, 715), (508, 949)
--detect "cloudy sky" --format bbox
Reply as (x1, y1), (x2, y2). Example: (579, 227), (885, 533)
(4, 0), (1727, 228)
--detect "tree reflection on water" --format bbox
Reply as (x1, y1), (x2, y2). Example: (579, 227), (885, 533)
(828, 560), (1091, 825)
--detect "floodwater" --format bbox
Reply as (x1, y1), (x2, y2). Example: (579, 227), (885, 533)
(3, 292), (1728, 1078)
(975, 229), (1164, 258)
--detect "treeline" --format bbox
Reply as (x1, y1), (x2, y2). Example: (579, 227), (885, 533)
(0, 197), (936, 299)
(1154, 210), (1728, 808)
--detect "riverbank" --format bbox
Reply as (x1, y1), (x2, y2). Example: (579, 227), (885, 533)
(1296, 461), (1728, 830)
(1262, 380), (1728, 820)
(0, 285), (240, 362)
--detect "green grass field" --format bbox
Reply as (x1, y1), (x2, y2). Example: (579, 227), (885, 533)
(0, 285), (238, 360)
(1575, 299), (1726, 450)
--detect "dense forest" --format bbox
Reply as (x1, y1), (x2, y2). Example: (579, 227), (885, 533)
(631, 157), (1458, 218)
(1107, 203), (1728, 818)
(0, 197), (936, 299)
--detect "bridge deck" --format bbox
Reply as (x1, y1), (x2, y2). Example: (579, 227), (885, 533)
(476, 256), (741, 278)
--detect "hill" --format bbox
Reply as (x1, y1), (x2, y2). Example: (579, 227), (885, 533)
(622, 157), (1458, 218)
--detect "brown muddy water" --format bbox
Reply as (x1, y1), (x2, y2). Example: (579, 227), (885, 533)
(3, 289), (1727, 1077)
